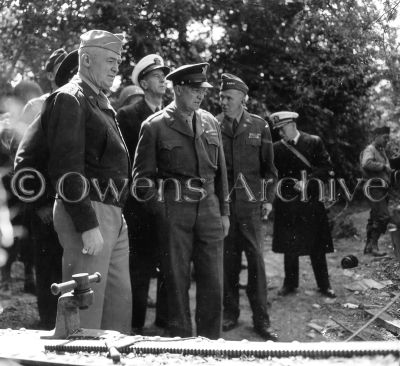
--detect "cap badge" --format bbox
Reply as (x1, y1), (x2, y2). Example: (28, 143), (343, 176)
(154, 57), (161, 65)
(273, 116), (280, 123)
(202, 65), (207, 75)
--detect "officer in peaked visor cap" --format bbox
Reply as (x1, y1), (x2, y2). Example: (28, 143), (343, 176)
(270, 110), (336, 299)
(117, 53), (171, 335)
(132, 62), (230, 339)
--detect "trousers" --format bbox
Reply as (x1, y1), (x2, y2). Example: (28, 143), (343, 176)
(156, 192), (224, 339)
(223, 206), (270, 326)
(53, 199), (132, 333)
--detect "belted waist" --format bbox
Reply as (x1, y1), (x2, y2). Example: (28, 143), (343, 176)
(161, 178), (215, 200)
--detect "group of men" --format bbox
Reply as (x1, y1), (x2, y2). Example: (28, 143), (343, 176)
(14, 29), (338, 341)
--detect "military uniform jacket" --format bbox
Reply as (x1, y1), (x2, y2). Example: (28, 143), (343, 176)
(217, 110), (277, 211)
(272, 131), (334, 256)
(132, 102), (230, 216)
(117, 98), (153, 160)
(45, 75), (130, 233)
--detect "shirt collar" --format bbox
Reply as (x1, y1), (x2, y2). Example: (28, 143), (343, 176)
(145, 97), (162, 113)
(292, 131), (301, 144)
(226, 107), (244, 123)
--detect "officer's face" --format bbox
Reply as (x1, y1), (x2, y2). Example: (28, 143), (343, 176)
(176, 85), (207, 112)
(84, 48), (122, 91)
(277, 122), (296, 141)
(142, 69), (167, 95)
(220, 89), (245, 118)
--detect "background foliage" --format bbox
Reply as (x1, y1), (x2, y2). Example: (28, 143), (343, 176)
(1, 0), (400, 180)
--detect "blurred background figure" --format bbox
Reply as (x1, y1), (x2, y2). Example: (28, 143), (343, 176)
(117, 84), (144, 109)
(0, 79), (43, 294)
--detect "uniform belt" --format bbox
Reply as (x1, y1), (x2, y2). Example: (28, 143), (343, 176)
(162, 178), (215, 200)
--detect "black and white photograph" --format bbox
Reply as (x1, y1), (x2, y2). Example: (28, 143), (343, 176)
(0, 0), (400, 365)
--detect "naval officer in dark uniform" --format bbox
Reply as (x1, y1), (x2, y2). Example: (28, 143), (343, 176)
(217, 73), (278, 340)
(132, 62), (230, 339)
(271, 111), (335, 298)
(117, 54), (170, 334)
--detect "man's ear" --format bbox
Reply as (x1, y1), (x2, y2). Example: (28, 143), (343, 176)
(81, 52), (91, 67)
(174, 85), (182, 96)
(139, 79), (147, 91)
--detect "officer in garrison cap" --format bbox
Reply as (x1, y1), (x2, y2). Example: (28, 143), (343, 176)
(117, 54), (170, 334)
(360, 125), (391, 257)
(217, 73), (278, 341)
(270, 111), (336, 299)
(25, 29), (132, 333)
(133, 62), (230, 339)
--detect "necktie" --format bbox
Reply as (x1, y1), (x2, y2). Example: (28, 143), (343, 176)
(232, 119), (239, 134)
(155, 107), (160, 112)
(192, 114), (196, 136)
(288, 139), (295, 146)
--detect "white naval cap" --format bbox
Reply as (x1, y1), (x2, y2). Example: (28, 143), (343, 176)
(270, 111), (299, 129)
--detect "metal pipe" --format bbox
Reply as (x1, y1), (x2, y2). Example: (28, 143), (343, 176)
(44, 338), (400, 359)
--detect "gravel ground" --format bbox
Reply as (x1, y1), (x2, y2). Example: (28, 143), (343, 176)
(0, 205), (399, 365)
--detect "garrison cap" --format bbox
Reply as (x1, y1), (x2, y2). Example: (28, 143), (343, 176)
(372, 126), (390, 135)
(79, 29), (124, 56)
(131, 54), (170, 86)
(220, 73), (249, 94)
(55, 49), (79, 87)
(270, 111), (299, 129)
(166, 62), (213, 88)
(45, 48), (68, 73)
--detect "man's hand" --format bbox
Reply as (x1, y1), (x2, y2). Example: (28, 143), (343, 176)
(262, 202), (272, 221)
(81, 227), (104, 256)
(221, 215), (230, 238)
(36, 206), (53, 225)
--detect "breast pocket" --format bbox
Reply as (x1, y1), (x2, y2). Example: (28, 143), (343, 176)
(245, 137), (262, 147)
(204, 133), (220, 165)
(159, 140), (184, 170)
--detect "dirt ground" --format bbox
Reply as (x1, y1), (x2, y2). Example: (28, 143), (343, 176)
(0, 202), (399, 350)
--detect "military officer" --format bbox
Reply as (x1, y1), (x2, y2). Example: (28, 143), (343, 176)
(43, 30), (131, 332)
(117, 54), (170, 333)
(132, 62), (230, 339)
(271, 111), (336, 298)
(360, 126), (391, 257)
(217, 73), (278, 340)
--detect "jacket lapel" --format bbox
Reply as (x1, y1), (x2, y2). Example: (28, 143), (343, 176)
(235, 110), (253, 137)
(164, 103), (195, 137)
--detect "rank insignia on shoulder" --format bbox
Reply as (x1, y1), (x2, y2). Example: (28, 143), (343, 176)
(248, 132), (261, 139)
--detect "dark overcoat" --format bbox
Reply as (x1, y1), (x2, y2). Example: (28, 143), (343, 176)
(272, 131), (334, 256)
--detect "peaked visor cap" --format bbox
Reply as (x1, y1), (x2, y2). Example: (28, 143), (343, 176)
(220, 73), (249, 94)
(79, 29), (124, 56)
(270, 111), (299, 129)
(166, 62), (213, 88)
(131, 54), (170, 86)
